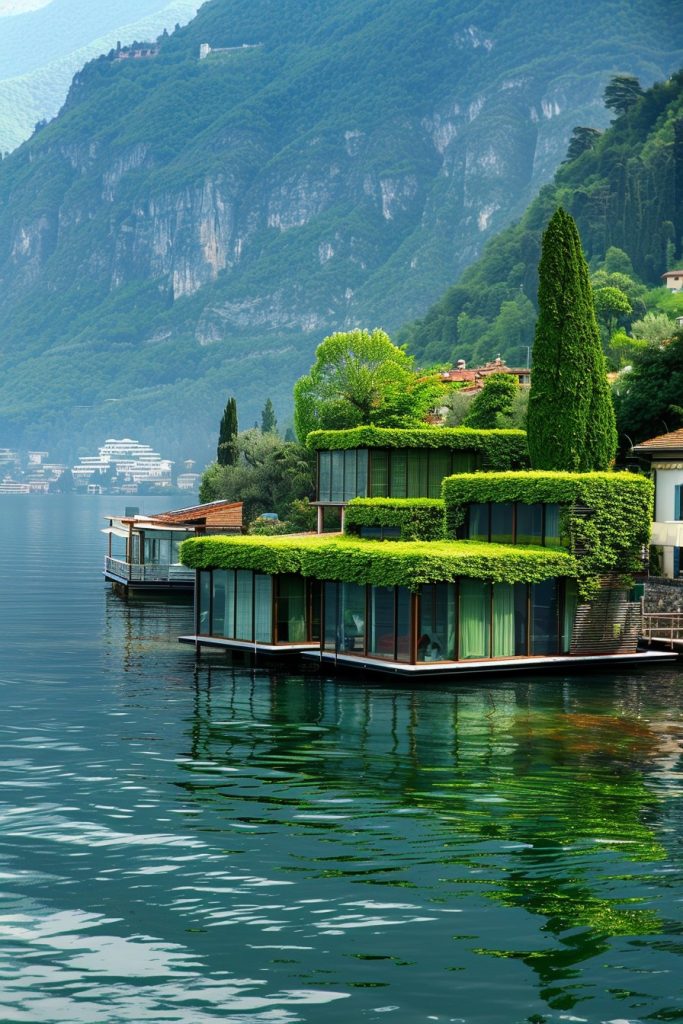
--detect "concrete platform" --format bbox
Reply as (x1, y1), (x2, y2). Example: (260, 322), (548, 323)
(179, 635), (319, 655)
(302, 648), (678, 678)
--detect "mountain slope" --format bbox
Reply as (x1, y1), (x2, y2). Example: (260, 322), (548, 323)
(0, 0), (200, 153)
(0, 0), (682, 460)
(401, 70), (683, 368)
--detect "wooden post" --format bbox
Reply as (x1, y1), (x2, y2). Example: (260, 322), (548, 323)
(317, 505), (324, 534)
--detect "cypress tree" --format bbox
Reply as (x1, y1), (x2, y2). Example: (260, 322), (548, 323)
(217, 396), (238, 466)
(527, 208), (616, 471)
(260, 397), (277, 434)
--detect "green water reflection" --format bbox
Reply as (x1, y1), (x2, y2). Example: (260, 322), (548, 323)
(180, 667), (683, 1016)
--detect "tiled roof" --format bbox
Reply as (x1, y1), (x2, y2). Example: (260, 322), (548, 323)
(633, 428), (683, 452)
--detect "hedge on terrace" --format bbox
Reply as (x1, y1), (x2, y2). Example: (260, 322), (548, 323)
(180, 534), (575, 591)
(344, 498), (445, 541)
(442, 470), (653, 598)
(306, 426), (529, 469)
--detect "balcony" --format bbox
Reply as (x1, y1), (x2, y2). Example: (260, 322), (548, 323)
(104, 556), (194, 588)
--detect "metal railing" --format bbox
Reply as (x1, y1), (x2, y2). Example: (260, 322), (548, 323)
(104, 556), (194, 583)
(640, 612), (683, 645)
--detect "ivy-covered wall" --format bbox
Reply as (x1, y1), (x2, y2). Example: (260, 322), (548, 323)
(442, 471), (653, 598)
(307, 426), (529, 470)
(344, 498), (446, 541)
(180, 534), (576, 591)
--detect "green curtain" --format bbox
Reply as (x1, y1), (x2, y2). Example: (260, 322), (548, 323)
(459, 579), (490, 659)
(370, 451), (389, 497)
(428, 451), (450, 497)
(545, 504), (561, 546)
(493, 583), (515, 657)
(356, 449), (369, 497)
(254, 574), (273, 643)
(468, 503), (489, 541)
(235, 570), (254, 640)
(390, 451), (407, 497)
(278, 575), (306, 642)
(319, 452), (331, 502)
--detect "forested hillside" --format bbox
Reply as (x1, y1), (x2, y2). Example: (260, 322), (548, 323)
(0, 0), (199, 153)
(402, 71), (683, 368)
(0, 0), (681, 460)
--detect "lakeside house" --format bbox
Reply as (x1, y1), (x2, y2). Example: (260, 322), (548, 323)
(633, 427), (683, 578)
(178, 427), (667, 677)
(104, 499), (243, 596)
(662, 270), (683, 292)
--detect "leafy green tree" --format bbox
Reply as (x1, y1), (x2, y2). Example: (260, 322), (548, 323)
(217, 396), (238, 466)
(293, 328), (446, 442)
(463, 373), (519, 428)
(614, 329), (683, 447)
(603, 247), (634, 276)
(527, 208), (617, 471)
(604, 74), (643, 116)
(593, 285), (632, 339)
(630, 312), (675, 346)
(565, 126), (601, 162)
(200, 429), (315, 523)
(260, 397), (278, 434)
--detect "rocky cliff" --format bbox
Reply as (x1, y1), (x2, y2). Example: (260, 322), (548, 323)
(0, 0), (681, 459)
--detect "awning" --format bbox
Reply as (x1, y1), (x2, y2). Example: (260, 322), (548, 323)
(101, 527), (129, 539)
(650, 522), (683, 547)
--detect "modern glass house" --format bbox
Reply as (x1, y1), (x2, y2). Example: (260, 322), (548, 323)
(309, 425), (529, 531)
(104, 499), (243, 595)
(179, 451), (663, 674)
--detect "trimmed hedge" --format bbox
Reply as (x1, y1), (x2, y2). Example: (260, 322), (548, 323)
(307, 426), (529, 470)
(344, 498), (446, 541)
(442, 470), (653, 598)
(180, 534), (576, 591)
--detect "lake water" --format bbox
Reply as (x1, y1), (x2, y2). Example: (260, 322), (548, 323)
(1, 495), (683, 1023)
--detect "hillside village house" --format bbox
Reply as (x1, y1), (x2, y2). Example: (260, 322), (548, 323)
(662, 270), (683, 292)
(179, 427), (668, 677)
(104, 499), (243, 595)
(633, 428), (683, 578)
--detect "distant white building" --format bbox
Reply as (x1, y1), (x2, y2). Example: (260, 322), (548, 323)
(72, 438), (173, 487)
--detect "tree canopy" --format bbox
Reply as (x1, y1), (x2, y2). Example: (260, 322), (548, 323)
(217, 396), (238, 466)
(614, 329), (683, 448)
(564, 126), (601, 162)
(463, 373), (519, 429)
(604, 73), (644, 116)
(527, 207), (617, 471)
(293, 328), (445, 442)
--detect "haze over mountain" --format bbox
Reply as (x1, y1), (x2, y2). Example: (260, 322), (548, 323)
(0, 0), (200, 153)
(0, 0), (681, 462)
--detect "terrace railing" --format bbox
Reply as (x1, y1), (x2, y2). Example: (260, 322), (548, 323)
(640, 612), (683, 646)
(104, 556), (194, 584)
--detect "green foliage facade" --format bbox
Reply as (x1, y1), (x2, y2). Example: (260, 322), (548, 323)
(180, 533), (575, 591)
(307, 426), (529, 470)
(217, 396), (238, 466)
(293, 329), (445, 442)
(463, 373), (519, 429)
(442, 470), (653, 598)
(344, 498), (446, 541)
(527, 208), (616, 472)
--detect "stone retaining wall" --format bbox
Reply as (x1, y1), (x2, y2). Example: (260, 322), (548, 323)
(644, 578), (683, 612)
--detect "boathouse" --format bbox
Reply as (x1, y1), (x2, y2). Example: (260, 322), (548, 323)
(104, 499), (243, 595)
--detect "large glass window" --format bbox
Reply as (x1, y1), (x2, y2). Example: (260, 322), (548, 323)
(277, 575), (307, 643)
(418, 583), (456, 661)
(468, 504), (489, 541)
(492, 582), (515, 656)
(396, 588), (411, 663)
(330, 451), (345, 503)
(370, 451), (389, 498)
(198, 571), (211, 634)
(514, 583), (528, 655)
(254, 574), (273, 643)
(356, 449), (368, 497)
(318, 452), (331, 503)
(143, 533), (171, 565)
(323, 582), (338, 652)
(343, 450), (357, 502)
(429, 451), (451, 498)
(453, 451), (476, 473)
(491, 504), (514, 544)
(531, 579), (559, 654)
(544, 504), (561, 547)
(212, 570), (228, 637)
(340, 582), (366, 651)
(406, 450), (428, 497)
(459, 579), (491, 659)
(390, 451), (407, 498)
(235, 570), (254, 640)
(517, 504), (543, 545)
(368, 586), (396, 659)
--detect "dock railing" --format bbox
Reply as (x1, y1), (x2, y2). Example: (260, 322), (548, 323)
(640, 612), (683, 647)
(104, 556), (194, 584)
